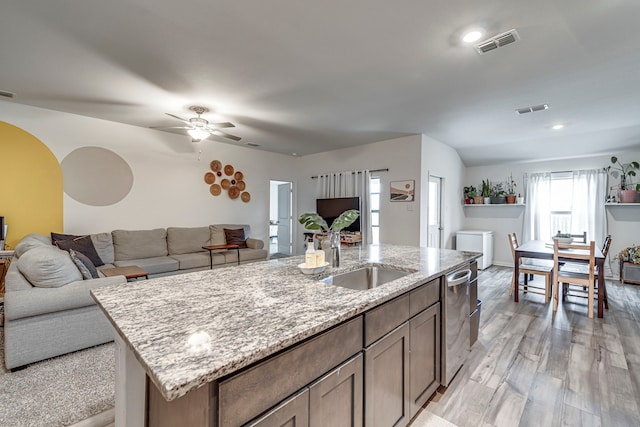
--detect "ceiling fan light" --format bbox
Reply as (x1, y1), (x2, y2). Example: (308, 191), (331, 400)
(188, 128), (210, 140)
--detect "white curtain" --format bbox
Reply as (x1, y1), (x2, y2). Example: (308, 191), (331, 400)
(522, 172), (552, 243)
(569, 169), (607, 247)
(523, 169), (607, 246)
(316, 170), (372, 244)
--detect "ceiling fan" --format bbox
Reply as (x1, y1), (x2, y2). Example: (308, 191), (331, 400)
(153, 106), (241, 142)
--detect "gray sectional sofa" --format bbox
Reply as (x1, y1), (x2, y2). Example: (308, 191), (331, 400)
(3, 224), (267, 369)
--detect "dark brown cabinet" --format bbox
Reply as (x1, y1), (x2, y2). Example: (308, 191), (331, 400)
(409, 303), (441, 418)
(364, 323), (411, 427)
(247, 354), (364, 427)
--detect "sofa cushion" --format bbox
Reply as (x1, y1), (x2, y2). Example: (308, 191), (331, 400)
(246, 238), (265, 250)
(223, 228), (248, 248)
(170, 253), (221, 270)
(53, 234), (104, 267)
(16, 246), (83, 288)
(209, 225), (227, 246)
(90, 232), (115, 264)
(112, 228), (168, 261)
(113, 256), (178, 275)
(167, 227), (210, 255)
(69, 249), (100, 279)
(223, 248), (268, 264)
(14, 234), (51, 258)
(4, 275), (126, 320)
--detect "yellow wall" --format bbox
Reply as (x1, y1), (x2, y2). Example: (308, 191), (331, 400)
(0, 121), (63, 248)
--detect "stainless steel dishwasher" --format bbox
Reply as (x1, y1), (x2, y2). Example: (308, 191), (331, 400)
(442, 262), (478, 386)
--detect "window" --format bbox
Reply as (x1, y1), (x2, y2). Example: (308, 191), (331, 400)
(549, 172), (573, 238)
(370, 177), (381, 244)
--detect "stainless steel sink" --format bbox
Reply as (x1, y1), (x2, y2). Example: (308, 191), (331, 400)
(321, 266), (411, 291)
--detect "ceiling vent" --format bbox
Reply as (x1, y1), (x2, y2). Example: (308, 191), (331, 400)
(0, 90), (15, 98)
(515, 104), (549, 115)
(474, 29), (520, 54)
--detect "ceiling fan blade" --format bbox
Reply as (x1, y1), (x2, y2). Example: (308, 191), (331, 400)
(165, 113), (191, 124)
(211, 129), (241, 141)
(150, 125), (193, 130)
(206, 122), (235, 129)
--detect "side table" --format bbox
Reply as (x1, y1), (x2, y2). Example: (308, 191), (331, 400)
(0, 250), (15, 298)
(101, 265), (149, 281)
(202, 244), (241, 268)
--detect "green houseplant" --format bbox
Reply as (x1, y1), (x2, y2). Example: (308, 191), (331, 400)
(505, 173), (517, 204)
(481, 179), (491, 204)
(606, 156), (640, 203)
(463, 186), (477, 204)
(490, 182), (506, 204)
(299, 209), (360, 268)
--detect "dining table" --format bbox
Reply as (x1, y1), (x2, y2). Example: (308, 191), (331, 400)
(514, 239), (606, 318)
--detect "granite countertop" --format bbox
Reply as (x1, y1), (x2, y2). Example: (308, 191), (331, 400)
(91, 244), (480, 402)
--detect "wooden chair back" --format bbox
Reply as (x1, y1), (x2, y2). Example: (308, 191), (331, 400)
(557, 230), (587, 243)
(507, 232), (519, 262)
(553, 240), (596, 317)
(602, 235), (612, 259)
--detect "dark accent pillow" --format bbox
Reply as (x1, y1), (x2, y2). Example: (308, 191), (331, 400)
(224, 228), (248, 248)
(53, 233), (104, 266)
(68, 249), (100, 279)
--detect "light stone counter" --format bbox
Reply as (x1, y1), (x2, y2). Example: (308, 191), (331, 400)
(91, 244), (480, 402)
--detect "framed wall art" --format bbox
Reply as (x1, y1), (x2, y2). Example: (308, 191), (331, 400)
(390, 180), (415, 202)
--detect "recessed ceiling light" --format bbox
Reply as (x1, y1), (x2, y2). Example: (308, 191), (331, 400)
(462, 30), (484, 44)
(551, 124), (564, 130)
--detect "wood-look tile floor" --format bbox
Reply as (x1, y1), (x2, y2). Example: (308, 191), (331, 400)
(74, 266), (640, 427)
(418, 266), (640, 427)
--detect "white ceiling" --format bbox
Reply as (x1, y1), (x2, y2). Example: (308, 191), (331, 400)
(2, 1), (640, 166)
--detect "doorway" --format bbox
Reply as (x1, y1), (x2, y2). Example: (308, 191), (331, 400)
(269, 180), (293, 258)
(427, 175), (443, 248)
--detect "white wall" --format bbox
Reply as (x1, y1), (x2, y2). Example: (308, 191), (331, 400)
(295, 135), (423, 253)
(420, 135), (467, 249)
(464, 152), (640, 277)
(0, 102), (297, 244)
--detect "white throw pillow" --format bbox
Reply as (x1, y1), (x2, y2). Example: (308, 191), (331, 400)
(17, 246), (82, 288)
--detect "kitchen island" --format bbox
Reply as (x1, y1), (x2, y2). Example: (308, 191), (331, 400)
(92, 244), (480, 427)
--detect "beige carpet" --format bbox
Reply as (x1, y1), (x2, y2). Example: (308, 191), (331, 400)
(0, 328), (115, 427)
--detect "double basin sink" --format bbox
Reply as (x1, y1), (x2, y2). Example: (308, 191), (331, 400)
(320, 265), (413, 291)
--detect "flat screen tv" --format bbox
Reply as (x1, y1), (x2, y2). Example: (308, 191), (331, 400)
(316, 197), (360, 233)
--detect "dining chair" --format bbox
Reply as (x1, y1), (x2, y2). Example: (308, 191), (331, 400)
(508, 233), (553, 302)
(553, 240), (596, 318)
(557, 230), (587, 243)
(559, 235), (610, 310)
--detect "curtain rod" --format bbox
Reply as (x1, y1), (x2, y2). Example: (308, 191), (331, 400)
(311, 168), (389, 179)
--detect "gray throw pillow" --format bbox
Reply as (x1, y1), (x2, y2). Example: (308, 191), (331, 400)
(69, 248), (99, 279)
(52, 233), (104, 266)
(17, 246), (83, 288)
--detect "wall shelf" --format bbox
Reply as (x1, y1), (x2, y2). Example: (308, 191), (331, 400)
(605, 203), (640, 206)
(463, 203), (525, 207)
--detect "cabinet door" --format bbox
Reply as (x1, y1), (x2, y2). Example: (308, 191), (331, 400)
(245, 389), (309, 427)
(409, 303), (441, 418)
(309, 353), (363, 427)
(364, 323), (410, 427)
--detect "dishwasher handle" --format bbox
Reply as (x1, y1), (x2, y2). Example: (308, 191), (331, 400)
(446, 269), (471, 287)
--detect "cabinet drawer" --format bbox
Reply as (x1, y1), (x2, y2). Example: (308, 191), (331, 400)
(219, 316), (363, 427)
(364, 293), (410, 347)
(409, 278), (440, 317)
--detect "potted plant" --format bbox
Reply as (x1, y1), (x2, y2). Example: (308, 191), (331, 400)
(481, 179), (491, 204)
(298, 210), (360, 267)
(490, 182), (506, 204)
(463, 186), (477, 204)
(606, 156), (640, 203)
(505, 173), (517, 204)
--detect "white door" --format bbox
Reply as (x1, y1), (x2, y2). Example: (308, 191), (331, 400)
(277, 182), (292, 255)
(428, 176), (443, 248)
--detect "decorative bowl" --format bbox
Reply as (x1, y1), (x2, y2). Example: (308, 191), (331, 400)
(552, 236), (573, 244)
(298, 262), (329, 275)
